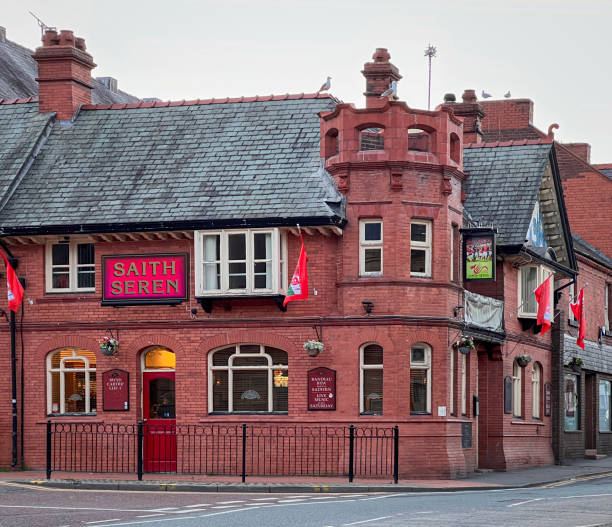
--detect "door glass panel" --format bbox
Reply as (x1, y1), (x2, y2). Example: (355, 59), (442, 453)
(149, 377), (175, 419)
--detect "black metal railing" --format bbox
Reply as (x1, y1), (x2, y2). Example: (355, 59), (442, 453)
(47, 421), (399, 483)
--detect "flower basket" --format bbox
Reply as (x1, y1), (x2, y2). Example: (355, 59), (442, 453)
(303, 340), (324, 357)
(455, 335), (475, 355)
(567, 357), (583, 373)
(100, 337), (119, 356)
(516, 354), (532, 368)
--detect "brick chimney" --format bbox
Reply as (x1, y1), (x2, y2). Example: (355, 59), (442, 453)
(444, 89), (485, 144)
(362, 48), (402, 108)
(561, 143), (591, 164)
(33, 29), (96, 120)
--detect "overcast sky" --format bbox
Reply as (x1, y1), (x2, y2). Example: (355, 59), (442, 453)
(3, 0), (610, 162)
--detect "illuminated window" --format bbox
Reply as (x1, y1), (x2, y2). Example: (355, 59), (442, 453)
(47, 348), (96, 414)
(360, 344), (383, 414)
(410, 344), (431, 414)
(209, 344), (288, 413)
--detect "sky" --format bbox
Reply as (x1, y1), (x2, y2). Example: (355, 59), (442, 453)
(3, 0), (611, 162)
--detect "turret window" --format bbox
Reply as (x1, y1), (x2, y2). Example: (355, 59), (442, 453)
(408, 128), (430, 152)
(410, 220), (432, 277)
(359, 127), (384, 151)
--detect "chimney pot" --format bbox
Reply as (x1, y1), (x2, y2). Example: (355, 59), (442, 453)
(362, 48), (402, 108)
(444, 93), (456, 103)
(462, 89), (477, 103)
(0, 27), (6, 43)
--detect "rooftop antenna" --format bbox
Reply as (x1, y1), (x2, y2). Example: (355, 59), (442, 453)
(424, 44), (437, 111)
(29, 11), (56, 37)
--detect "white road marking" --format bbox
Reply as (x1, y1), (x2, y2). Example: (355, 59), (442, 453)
(150, 507), (178, 511)
(507, 498), (543, 508)
(252, 497), (280, 500)
(86, 520), (122, 524)
(343, 517), (392, 526)
(135, 515), (164, 518)
(217, 500), (244, 504)
(559, 493), (612, 499)
(182, 503), (209, 507)
(277, 498), (307, 503)
(312, 496), (339, 500)
(339, 494), (366, 498)
(175, 508), (207, 513)
(212, 505), (240, 509)
(0, 504), (152, 513)
(415, 511), (434, 514)
(100, 507), (259, 525)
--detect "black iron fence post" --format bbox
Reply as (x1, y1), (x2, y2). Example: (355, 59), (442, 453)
(241, 423), (247, 483)
(137, 421), (143, 481)
(393, 425), (399, 484)
(348, 424), (354, 483)
(46, 420), (51, 480)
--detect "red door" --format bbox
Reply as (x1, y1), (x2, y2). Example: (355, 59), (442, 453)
(143, 371), (176, 472)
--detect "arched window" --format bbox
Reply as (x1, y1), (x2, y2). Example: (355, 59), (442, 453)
(408, 128), (431, 152)
(411, 344), (431, 413)
(532, 362), (542, 419)
(513, 360), (522, 418)
(47, 348), (96, 414)
(460, 352), (467, 415)
(360, 343), (383, 414)
(209, 344), (288, 413)
(325, 128), (339, 159)
(359, 127), (385, 151)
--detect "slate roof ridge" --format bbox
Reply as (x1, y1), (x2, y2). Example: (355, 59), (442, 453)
(464, 138), (552, 149)
(0, 97), (38, 105)
(80, 92), (339, 111)
(571, 233), (612, 270)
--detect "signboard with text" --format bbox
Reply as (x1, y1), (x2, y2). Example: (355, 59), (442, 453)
(463, 229), (496, 281)
(102, 253), (188, 305)
(307, 367), (336, 411)
(102, 369), (129, 411)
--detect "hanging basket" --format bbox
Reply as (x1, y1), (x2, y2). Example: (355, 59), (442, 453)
(100, 337), (119, 356)
(303, 340), (324, 357)
(516, 354), (532, 368)
(455, 335), (475, 355)
(458, 345), (471, 355)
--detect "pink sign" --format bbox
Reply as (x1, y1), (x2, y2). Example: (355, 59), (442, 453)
(308, 367), (336, 411)
(102, 253), (188, 305)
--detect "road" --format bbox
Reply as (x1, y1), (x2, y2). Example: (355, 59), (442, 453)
(1, 475), (612, 527)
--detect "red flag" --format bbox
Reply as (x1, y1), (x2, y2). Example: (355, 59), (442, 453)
(570, 288), (586, 350)
(0, 249), (24, 312)
(283, 234), (308, 307)
(534, 275), (553, 334)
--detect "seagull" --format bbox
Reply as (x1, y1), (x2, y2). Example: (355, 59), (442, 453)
(481, 90), (492, 98)
(318, 76), (331, 93)
(504, 91), (511, 98)
(380, 80), (397, 98)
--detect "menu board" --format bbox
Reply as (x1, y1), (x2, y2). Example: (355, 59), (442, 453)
(544, 382), (552, 417)
(308, 367), (336, 411)
(102, 369), (129, 411)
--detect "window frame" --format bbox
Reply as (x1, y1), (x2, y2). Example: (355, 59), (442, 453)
(410, 343), (431, 414)
(564, 373), (580, 431)
(359, 219), (383, 277)
(532, 362), (542, 419)
(517, 264), (554, 318)
(460, 352), (467, 415)
(513, 360), (522, 418)
(599, 379), (611, 432)
(46, 348), (96, 415)
(449, 347), (455, 416)
(194, 228), (286, 297)
(360, 343), (383, 414)
(410, 220), (432, 278)
(568, 281), (576, 324)
(45, 239), (95, 293)
(208, 344), (288, 414)
(605, 283), (611, 332)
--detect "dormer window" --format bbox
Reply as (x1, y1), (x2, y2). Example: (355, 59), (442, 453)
(359, 127), (384, 151)
(518, 265), (554, 318)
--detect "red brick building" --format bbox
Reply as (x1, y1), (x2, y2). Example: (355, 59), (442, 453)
(0, 31), (588, 478)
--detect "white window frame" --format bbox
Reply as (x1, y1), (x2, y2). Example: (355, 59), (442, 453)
(46, 348), (96, 415)
(460, 353), (467, 415)
(532, 362), (541, 419)
(450, 225), (455, 282)
(410, 344), (431, 414)
(599, 379), (611, 432)
(449, 348), (455, 415)
(518, 264), (554, 318)
(360, 343), (383, 414)
(45, 239), (95, 293)
(568, 282), (576, 323)
(208, 344), (288, 413)
(410, 220), (432, 278)
(605, 283), (610, 332)
(513, 360), (522, 418)
(194, 228), (286, 296)
(359, 219), (383, 277)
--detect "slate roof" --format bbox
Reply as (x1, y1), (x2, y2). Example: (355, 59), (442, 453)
(598, 167), (612, 182)
(0, 96), (344, 233)
(0, 29), (139, 104)
(572, 233), (612, 270)
(462, 142), (552, 246)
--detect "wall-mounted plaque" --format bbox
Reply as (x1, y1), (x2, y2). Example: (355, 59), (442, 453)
(308, 367), (336, 411)
(102, 253), (188, 306)
(462, 228), (496, 281)
(544, 381), (552, 417)
(102, 369), (129, 411)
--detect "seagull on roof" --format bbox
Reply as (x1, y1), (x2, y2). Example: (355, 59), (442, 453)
(504, 91), (511, 98)
(380, 80), (397, 98)
(481, 90), (492, 98)
(318, 76), (331, 93)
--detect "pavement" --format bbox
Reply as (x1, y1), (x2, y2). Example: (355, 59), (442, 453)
(2, 456), (612, 493)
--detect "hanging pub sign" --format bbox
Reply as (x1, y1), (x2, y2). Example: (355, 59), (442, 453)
(102, 253), (188, 306)
(462, 228), (496, 281)
(102, 369), (129, 411)
(308, 367), (336, 411)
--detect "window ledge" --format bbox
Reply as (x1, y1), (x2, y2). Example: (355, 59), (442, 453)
(511, 419), (545, 426)
(197, 295), (286, 313)
(207, 412), (289, 416)
(563, 430), (582, 433)
(410, 412), (431, 416)
(360, 412), (383, 416)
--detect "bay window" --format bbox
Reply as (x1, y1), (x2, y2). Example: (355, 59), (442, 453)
(195, 229), (285, 296)
(518, 265), (554, 318)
